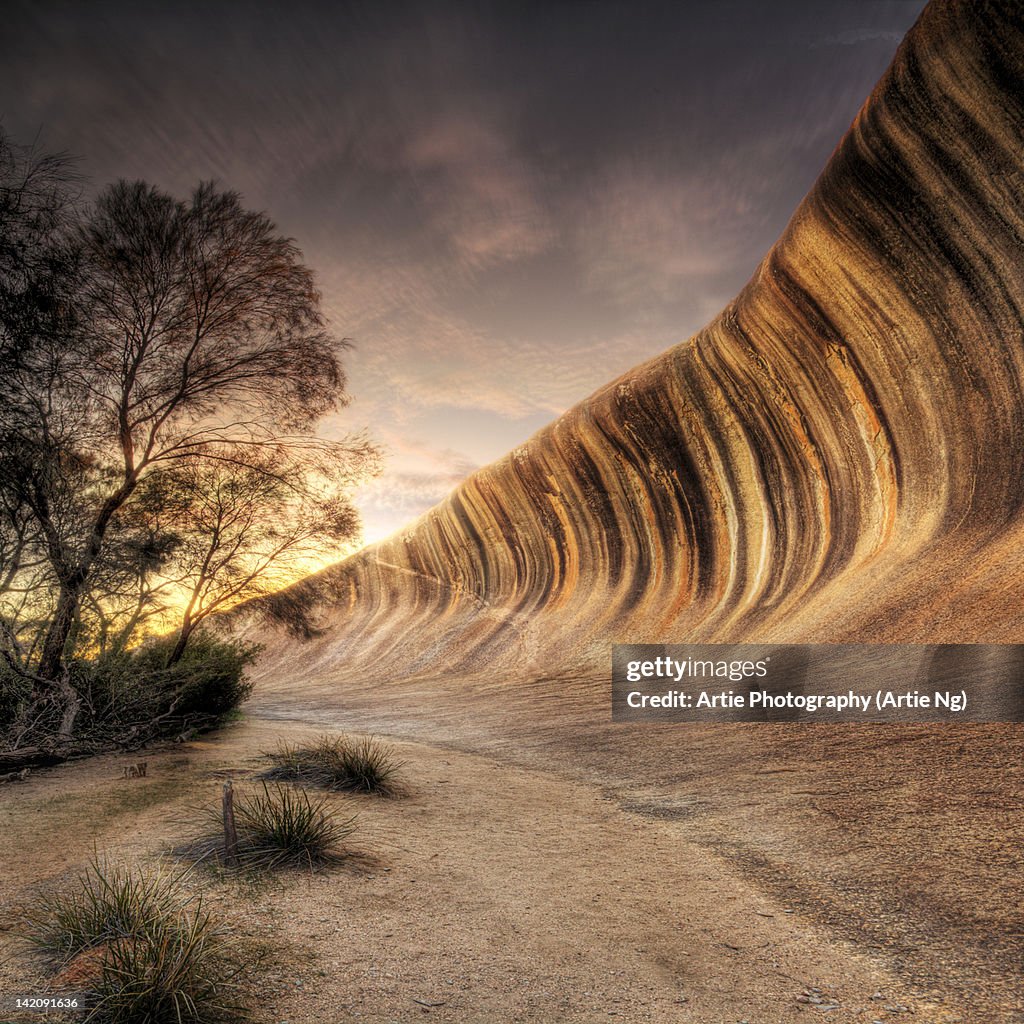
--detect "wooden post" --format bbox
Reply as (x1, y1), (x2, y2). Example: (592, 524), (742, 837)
(222, 781), (238, 866)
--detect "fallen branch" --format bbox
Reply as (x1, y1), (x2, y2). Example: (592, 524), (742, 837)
(0, 742), (104, 772)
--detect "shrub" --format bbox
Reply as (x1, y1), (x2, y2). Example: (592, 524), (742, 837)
(0, 659), (32, 737)
(24, 859), (251, 1023)
(263, 734), (404, 796)
(234, 782), (357, 870)
(128, 634), (258, 720)
(69, 634), (258, 741)
(89, 907), (249, 1024)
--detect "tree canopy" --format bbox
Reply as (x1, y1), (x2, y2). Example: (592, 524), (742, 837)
(0, 130), (377, 745)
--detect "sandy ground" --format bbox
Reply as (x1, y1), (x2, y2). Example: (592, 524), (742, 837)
(247, 670), (1024, 1024)
(0, 716), (959, 1024)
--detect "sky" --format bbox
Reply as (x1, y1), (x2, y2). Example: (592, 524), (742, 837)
(1, 0), (926, 546)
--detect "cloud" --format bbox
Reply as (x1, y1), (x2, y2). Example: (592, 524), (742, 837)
(352, 438), (480, 543)
(813, 29), (905, 48)
(402, 113), (556, 273)
(571, 166), (743, 308)
(357, 470), (468, 514)
(0, 0), (926, 546)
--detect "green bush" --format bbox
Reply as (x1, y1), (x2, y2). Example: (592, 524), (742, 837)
(70, 634), (257, 740)
(263, 734), (404, 796)
(132, 634), (258, 719)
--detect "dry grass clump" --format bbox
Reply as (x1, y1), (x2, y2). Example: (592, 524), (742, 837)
(24, 858), (252, 1023)
(231, 782), (357, 870)
(262, 733), (404, 796)
(185, 781), (358, 872)
(25, 859), (183, 967)
(86, 909), (250, 1024)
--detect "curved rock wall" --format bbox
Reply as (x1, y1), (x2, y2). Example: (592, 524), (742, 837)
(255, 0), (1024, 684)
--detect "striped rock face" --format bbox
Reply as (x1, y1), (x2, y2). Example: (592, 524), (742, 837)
(254, 0), (1024, 685)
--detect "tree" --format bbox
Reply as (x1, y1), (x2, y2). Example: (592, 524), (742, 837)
(25, 180), (354, 678)
(0, 140), (376, 739)
(0, 132), (87, 734)
(73, 484), (182, 659)
(0, 131), (79, 372)
(159, 444), (363, 665)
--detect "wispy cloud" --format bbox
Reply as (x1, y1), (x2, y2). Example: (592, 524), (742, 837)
(813, 29), (905, 48)
(353, 436), (480, 543)
(402, 113), (556, 273)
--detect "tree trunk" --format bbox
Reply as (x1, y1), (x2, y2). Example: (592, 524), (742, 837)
(36, 584), (85, 738)
(167, 617), (194, 667)
(0, 746), (73, 771)
(55, 672), (81, 739)
(35, 477), (139, 681)
(37, 583), (80, 681)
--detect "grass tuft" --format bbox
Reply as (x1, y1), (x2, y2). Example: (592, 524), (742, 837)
(262, 734), (404, 796)
(89, 907), (249, 1024)
(24, 858), (188, 967)
(186, 782), (358, 872)
(231, 782), (357, 870)
(24, 858), (252, 1023)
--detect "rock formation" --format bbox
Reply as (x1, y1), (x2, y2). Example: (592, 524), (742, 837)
(254, 0), (1024, 685)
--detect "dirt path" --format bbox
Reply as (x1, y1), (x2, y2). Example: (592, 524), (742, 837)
(250, 671), (1024, 1024)
(0, 717), (948, 1024)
